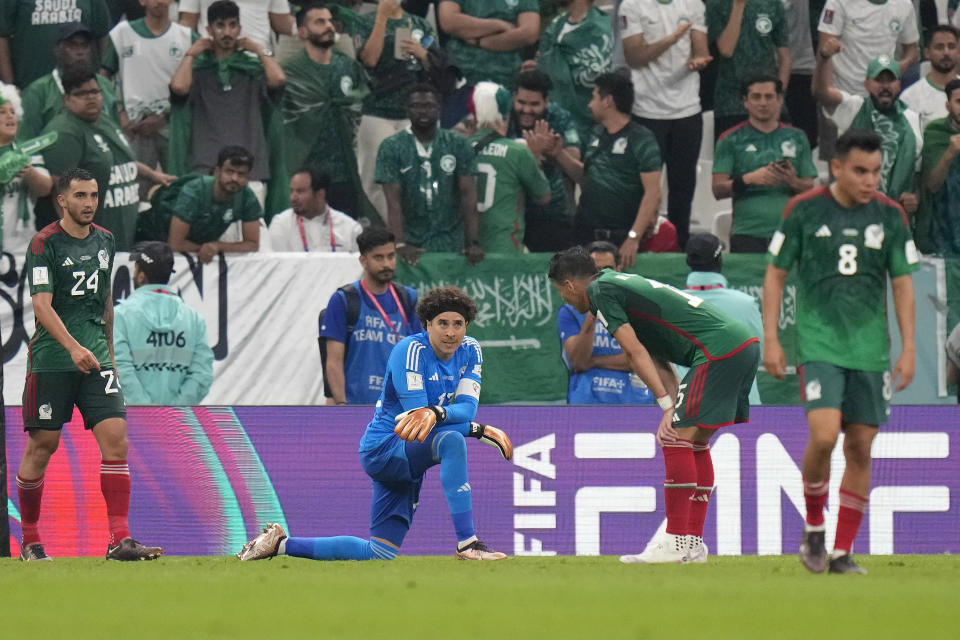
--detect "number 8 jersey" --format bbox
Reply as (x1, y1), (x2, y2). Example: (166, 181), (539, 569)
(26, 222), (115, 372)
(768, 186), (919, 372)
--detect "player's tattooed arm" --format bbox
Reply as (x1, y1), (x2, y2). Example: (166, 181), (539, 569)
(32, 292), (99, 373)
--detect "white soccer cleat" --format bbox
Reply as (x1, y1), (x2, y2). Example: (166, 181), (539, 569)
(619, 533), (688, 564)
(684, 535), (709, 564)
(455, 538), (507, 561)
(237, 523), (287, 561)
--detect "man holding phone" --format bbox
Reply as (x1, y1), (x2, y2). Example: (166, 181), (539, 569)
(712, 74), (817, 253)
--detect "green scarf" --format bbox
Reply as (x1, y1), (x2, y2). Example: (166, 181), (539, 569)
(920, 116), (960, 255)
(167, 50), (289, 220)
(850, 98), (917, 201)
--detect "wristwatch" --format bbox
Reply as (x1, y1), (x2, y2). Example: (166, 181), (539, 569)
(627, 229), (639, 240)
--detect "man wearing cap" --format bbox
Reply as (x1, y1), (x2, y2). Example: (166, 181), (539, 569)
(17, 22), (121, 140)
(0, 1), (111, 88)
(814, 50), (922, 214)
(114, 241), (214, 405)
(468, 81), (551, 254)
(683, 232), (762, 403)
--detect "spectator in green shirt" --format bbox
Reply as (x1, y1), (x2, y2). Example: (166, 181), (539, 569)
(168, 145), (263, 263)
(712, 74), (816, 253)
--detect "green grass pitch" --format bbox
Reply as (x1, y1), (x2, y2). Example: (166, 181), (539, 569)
(4, 555), (955, 639)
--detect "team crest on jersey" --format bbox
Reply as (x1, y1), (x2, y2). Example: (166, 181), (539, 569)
(340, 76), (353, 94)
(39, 403), (53, 420)
(864, 224), (884, 250)
(121, 46), (134, 58)
(440, 154), (457, 173)
(222, 208), (234, 223)
(889, 19), (902, 34)
(93, 134), (110, 154)
(781, 140), (797, 158)
(98, 249), (109, 270)
(505, 0), (519, 7)
(805, 380), (822, 402)
(612, 137), (628, 155)
(170, 45), (182, 57)
(755, 14), (772, 35)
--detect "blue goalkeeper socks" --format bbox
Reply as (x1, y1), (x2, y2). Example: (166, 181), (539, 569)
(434, 430), (476, 542)
(284, 536), (397, 561)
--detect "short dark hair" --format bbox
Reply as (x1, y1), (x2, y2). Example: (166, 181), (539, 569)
(357, 227), (395, 255)
(927, 24), (959, 45)
(516, 69), (553, 99)
(216, 145), (254, 170)
(293, 166), (329, 192)
(835, 129), (883, 158)
(594, 70), (634, 115)
(208, 0), (240, 24)
(741, 73), (783, 98)
(61, 68), (98, 95)
(416, 286), (477, 326)
(58, 168), (96, 194)
(295, 0), (329, 28)
(947, 78), (960, 101)
(585, 240), (618, 257)
(131, 241), (175, 285)
(548, 247), (600, 282)
(407, 82), (440, 101)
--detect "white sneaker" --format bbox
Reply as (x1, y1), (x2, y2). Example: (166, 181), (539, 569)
(619, 533), (687, 564)
(455, 539), (507, 561)
(684, 535), (708, 563)
(237, 523), (287, 561)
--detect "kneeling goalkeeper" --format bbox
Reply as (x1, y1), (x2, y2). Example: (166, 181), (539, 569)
(238, 286), (513, 561)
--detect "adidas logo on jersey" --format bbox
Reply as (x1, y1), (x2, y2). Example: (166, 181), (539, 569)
(61, 257), (74, 266)
(745, 144), (757, 152)
(429, 372), (439, 381)
(815, 225), (832, 238)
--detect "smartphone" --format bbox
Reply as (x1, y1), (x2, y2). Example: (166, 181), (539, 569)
(394, 27), (412, 60)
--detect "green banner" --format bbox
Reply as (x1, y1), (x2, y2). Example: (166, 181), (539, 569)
(398, 253), (947, 406)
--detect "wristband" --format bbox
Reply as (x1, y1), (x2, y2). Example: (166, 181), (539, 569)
(427, 405), (447, 423)
(732, 175), (747, 196)
(656, 394), (674, 411)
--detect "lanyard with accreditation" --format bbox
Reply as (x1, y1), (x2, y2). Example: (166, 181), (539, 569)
(360, 279), (411, 340)
(296, 212), (337, 252)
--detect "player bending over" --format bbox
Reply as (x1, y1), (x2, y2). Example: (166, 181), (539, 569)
(763, 130), (917, 575)
(238, 286), (513, 561)
(549, 247), (759, 563)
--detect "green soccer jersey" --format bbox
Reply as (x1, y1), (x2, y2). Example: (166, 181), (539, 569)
(768, 186), (920, 371)
(507, 102), (581, 222)
(172, 175), (263, 244)
(580, 121), (662, 230)
(281, 50), (368, 185)
(353, 12), (436, 120)
(375, 127), (476, 252)
(713, 123), (817, 239)
(26, 222), (115, 372)
(587, 269), (756, 367)
(41, 111), (140, 251)
(446, 0), (540, 87)
(470, 129), (550, 253)
(539, 6), (613, 141)
(18, 72), (120, 141)
(706, 0), (787, 118)
(0, 0), (111, 88)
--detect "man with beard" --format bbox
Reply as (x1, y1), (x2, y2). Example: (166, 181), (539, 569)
(280, 0), (368, 220)
(168, 145), (263, 263)
(815, 50), (922, 216)
(269, 166), (363, 252)
(507, 69), (582, 253)
(320, 227), (422, 406)
(901, 25), (960, 131)
(18, 23), (121, 140)
(376, 83), (482, 266)
(168, 0), (286, 216)
(920, 78), (960, 255)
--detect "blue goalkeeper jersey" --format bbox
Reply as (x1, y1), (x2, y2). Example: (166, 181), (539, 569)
(359, 332), (483, 452)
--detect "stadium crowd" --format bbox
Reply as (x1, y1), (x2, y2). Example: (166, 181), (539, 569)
(0, 0), (956, 407)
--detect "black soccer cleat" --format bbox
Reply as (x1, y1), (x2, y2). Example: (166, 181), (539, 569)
(106, 537), (163, 561)
(19, 542), (53, 562)
(799, 530), (827, 574)
(829, 554), (868, 575)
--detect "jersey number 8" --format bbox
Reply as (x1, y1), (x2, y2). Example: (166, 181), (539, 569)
(838, 244), (858, 276)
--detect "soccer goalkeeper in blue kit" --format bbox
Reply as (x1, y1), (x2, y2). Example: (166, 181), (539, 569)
(238, 286), (513, 561)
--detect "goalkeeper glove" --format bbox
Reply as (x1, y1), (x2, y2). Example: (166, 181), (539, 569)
(468, 422), (513, 460)
(394, 405), (447, 442)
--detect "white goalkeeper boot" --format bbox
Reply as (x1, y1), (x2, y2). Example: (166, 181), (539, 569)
(684, 535), (708, 563)
(455, 537), (507, 560)
(619, 533), (688, 564)
(237, 523), (287, 561)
